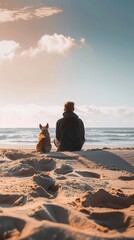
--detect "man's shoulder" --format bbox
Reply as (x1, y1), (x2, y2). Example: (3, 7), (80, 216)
(56, 118), (64, 125)
(78, 117), (83, 122)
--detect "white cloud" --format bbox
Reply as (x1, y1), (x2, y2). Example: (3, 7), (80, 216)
(0, 35), (86, 62)
(0, 6), (62, 23)
(76, 105), (134, 127)
(0, 104), (133, 128)
(34, 7), (62, 18)
(0, 105), (62, 128)
(21, 34), (87, 56)
(38, 34), (76, 53)
(0, 40), (20, 61)
(76, 105), (134, 116)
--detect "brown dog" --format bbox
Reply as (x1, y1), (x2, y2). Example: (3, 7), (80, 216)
(36, 123), (52, 153)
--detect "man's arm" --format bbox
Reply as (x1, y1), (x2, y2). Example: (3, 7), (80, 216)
(56, 120), (61, 141)
(79, 119), (85, 143)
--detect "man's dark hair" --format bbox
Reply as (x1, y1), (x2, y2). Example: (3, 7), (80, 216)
(64, 101), (74, 112)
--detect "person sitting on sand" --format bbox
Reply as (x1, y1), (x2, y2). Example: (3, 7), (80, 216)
(54, 101), (85, 151)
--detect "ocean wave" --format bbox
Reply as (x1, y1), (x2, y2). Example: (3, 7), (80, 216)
(86, 139), (101, 143)
(11, 140), (37, 143)
(103, 130), (134, 134)
(0, 130), (16, 134)
(108, 138), (133, 141)
(0, 134), (25, 140)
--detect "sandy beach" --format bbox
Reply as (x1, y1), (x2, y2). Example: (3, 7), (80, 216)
(0, 147), (134, 239)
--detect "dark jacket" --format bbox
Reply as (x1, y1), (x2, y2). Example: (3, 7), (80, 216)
(56, 111), (85, 151)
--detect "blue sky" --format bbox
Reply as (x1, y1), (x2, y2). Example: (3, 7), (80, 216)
(0, 0), (133, 127)
(50, 0), (134, 106)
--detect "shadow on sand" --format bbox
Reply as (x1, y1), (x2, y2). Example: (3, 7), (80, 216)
(46, 149), (134, 174)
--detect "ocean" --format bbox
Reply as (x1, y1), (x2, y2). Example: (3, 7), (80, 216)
(0, 128), (133, 148)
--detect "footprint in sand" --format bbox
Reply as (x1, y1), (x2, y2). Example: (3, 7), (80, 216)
(4, 152), (35, 160)
(54, 164), (73, 175)
(8, 163), (35, 177)
(33, 174), (59, 196)
(80, 188), (134, 209)
(118, 175), (134, 181)
(21, 157), (56, 172)
(2, 158), (57, 177)
(89, 211), (133, 231)
(29, 204), (70, 224)
(0, 216), (25, 239)
(28, 203), (96, 231)
(0, 194), (26, 207)
(30, 186), (52, 199)
(76, 171), (100, 179)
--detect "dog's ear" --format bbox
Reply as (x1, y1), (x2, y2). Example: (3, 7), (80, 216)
(46, 123), (49, 129)
(39, 124), (42, 129)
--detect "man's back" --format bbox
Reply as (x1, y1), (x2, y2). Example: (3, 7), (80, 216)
(56, 111), (85, 151)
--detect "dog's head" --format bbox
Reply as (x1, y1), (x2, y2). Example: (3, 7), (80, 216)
(39, 123), (49, 133)
(39, 123), (49, 135)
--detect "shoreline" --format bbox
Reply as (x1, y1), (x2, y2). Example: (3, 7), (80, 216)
(0, 143), (134, 150)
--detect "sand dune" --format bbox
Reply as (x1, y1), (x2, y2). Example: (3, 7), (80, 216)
(0, 148), (134, 239)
